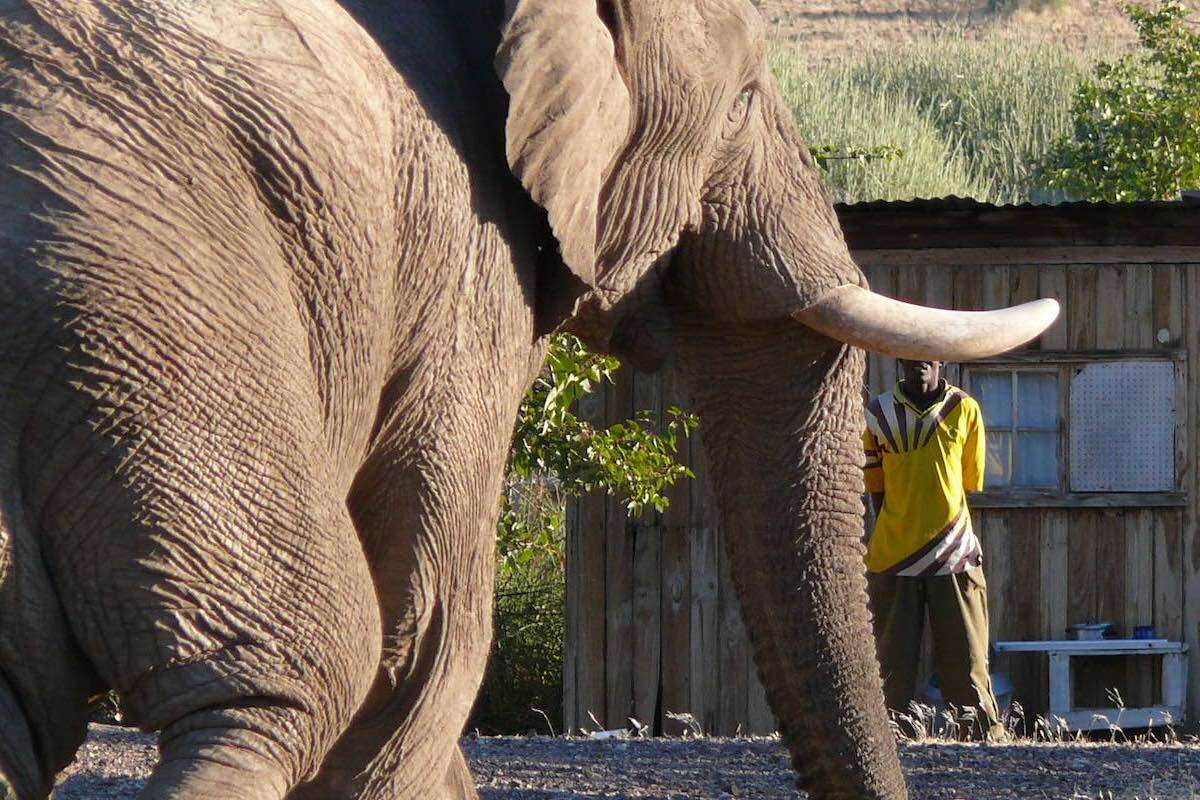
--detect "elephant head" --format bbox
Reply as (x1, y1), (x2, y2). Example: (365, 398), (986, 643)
(496, 1), (1055, 797)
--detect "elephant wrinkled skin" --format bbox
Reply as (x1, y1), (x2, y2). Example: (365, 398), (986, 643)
(0, 1), (1052, 799)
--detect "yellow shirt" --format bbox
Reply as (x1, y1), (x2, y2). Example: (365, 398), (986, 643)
(863, 380), (986, 576)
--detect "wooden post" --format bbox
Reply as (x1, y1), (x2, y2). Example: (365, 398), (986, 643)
(1048, 651), (1074, 718)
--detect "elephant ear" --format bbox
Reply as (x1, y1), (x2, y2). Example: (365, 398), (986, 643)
(496, 0), (631, 290)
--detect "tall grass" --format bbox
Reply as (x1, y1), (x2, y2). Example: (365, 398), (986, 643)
(773, 31), (1099, 204)
(772, 54), (992, 203)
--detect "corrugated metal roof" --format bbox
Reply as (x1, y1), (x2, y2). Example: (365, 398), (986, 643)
(836, 195), (1196, 213)
(833, 195), (1200, 250)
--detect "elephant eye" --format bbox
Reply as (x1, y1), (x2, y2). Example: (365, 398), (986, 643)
(726, 84), (756, 129)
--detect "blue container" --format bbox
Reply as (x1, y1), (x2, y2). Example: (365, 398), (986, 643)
(1133, 625), (1157, 640)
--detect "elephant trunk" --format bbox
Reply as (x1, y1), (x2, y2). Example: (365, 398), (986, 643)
(675, 321), (905, 800)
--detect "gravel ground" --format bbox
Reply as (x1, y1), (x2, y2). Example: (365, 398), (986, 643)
(53, 724), (1200, 799)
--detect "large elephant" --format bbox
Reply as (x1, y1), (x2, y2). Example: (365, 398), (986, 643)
(0, 1), (1056, 798)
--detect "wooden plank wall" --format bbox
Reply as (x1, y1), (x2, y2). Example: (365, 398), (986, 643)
(564, 368), (775, 735)
(564, 259), (1198, 735)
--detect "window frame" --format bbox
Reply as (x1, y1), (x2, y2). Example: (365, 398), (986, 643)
(971, 366), (1063, 491)
(959, 350), (1188, 509)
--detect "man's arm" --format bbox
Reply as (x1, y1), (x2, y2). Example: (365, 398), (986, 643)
(963, 399), (986, 493)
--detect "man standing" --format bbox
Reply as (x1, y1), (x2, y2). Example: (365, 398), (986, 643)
(863, 358), (1005, 741)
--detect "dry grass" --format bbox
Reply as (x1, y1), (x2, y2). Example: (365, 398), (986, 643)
(755, 0), (1199, 62)
(771, 28), (1093, 203)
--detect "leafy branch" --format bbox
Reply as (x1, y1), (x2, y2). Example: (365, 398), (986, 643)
(1037, 0), (1200, 201)
(810, 143), (905, 166)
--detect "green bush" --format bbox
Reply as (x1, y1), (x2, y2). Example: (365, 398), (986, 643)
(474, 475), (568, 735)
(1038, 0), (1200, 201)
(473, 336), (696, 735)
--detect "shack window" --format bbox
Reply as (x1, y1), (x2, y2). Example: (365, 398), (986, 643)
(961, 355), (1184, 507)
(971, 370), (1060, 489)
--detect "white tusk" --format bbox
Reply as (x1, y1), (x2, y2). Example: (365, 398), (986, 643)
(794, 284), (1061, 361)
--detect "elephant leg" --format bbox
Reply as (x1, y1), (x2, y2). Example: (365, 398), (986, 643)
(292, 393), (515, 800)
(34, 361), (382, 800)
(127, 473), (380, 800)
(0, 467), (100, 799)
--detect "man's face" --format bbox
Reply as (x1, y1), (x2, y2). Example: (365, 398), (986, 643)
(899, 359), (942, 387)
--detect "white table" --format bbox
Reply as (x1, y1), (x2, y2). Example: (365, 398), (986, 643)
(993, 639), (1188, 731)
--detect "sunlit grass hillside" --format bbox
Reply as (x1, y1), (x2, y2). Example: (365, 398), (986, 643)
(772, 32), (1097, 204)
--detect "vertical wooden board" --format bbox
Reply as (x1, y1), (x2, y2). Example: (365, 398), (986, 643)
(1039, 267), (1069, 351)
(630, 364), (666, 730)
(716, 532), (749, 735)
(924, 263), (954, 308)
(631, 368), (662, 530)
(1095, 511), (1128, 626)
(603, 508), (633, 728)
(1038, 511), (1070, 718)
(1006, 511), (1042, 718)
(981, 265), (1011, 311)
(563, 495), (579, 733)
(659, 522), (691, 735)
(689, 527), (719, 735)
(1124, 510), (1156, 705)
(896, 263), (926, 305)
(1066, 512), (1098, 710)
(1010, 267), (1041, 354)
(861, 263), (889, 291)
(980, 512), (1010, 641)
(575, 386), (608, 729)
(1124, 266), (1155, 349)
(1092, 263), (1124, 713)
(660, 365), (694, 533)
(1040, 512), (1070, 639)
(657, 364), (694, 735)
(1093, 510), (1128, 706)
(1067, 266), (1098, 351)
(603, 372), (635, 727)
(632, 525), (662, 730)
(1184, 263), (1200, 723)
(1154, 511), (1185, 643)
(1152, 265), (1184, 349)
(1010, 265), (1040, 304)
(688, 413), (719, 535)
(1067, 513), (1098, 627)
(954, 265), (985, 312)
(1094, 264), (1126, 350)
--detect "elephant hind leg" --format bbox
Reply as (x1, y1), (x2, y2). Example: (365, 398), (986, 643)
(0, 673), (56, 800)
(0, 493), (98, 799)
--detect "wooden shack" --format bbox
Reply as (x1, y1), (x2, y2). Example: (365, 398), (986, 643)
(563, 196), (1200, 736)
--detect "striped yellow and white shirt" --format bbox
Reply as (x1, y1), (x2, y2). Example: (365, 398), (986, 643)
(863, 380), (986, 576)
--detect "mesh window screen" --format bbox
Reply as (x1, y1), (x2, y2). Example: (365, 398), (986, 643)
(1069, 361), (1176, 492)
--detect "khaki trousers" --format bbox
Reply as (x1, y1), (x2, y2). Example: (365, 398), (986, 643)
(867, 567), (1006, 741)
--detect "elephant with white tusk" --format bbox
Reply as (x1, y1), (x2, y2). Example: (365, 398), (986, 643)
(0, 1), (1056, 798)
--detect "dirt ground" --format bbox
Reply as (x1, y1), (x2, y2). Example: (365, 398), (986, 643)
(760, 0), (1200, 61)
(53, 724), (1200, 799)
